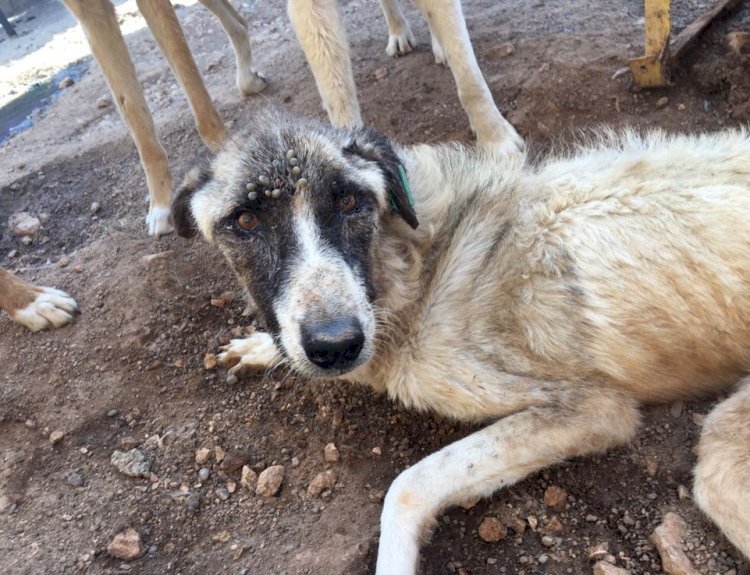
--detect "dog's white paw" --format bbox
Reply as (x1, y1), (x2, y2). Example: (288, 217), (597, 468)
(218, 332), (281, 375)
(474, 115), (526, 156)
(237, 69), (268, 96)
(386, 28), (416, 57)
(11, 287), (79, 332)
(431, 35), (447, 65)
(146, 205), (174, 237)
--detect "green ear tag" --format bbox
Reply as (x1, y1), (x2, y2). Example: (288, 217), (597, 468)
(390, 164), (414, 212)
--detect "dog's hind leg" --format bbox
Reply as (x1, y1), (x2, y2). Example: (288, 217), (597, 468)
(379, 0), (416, 57)
(136, 0), (227, 150)
(693, 379), (750, 560)
(64, 0), (174, 236)
(199, 0), (268, 96)
(287, 0), (362, 127)
(411, 0), (523, 152)
(375, 388), (641, 575)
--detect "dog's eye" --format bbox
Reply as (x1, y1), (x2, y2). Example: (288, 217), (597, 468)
(338, 193), (357, 213)
(237, 211), (259, 231)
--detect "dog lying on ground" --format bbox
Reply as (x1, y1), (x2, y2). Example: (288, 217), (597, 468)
(171, 109), (750, 572)
(0, 266), (78, 331)
(63, 0), (520, 236)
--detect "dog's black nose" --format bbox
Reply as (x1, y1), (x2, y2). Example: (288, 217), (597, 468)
(302, 318), (365, 370)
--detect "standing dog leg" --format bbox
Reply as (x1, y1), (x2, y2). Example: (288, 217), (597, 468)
(693, 379), (750, 558)
(376, 389), (641, 575)
(287, 0), (362, 127)
(136, 0), (227, 150)
(412, 0), (523, 151)
(379, 0), (416, 56)
(0, 267), (78, 332)
(199, 0), (268, 96)
(63, 0), (173, 236)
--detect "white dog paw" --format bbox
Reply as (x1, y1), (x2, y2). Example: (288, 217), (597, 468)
(473, 115), (526, 156)
(146, 206), (174, 237)
(218, 332), (281, 375)
(431, 36), (447, 65)
(12, 287), (79, 332)
(237, 69), (268, 96)
(386, 29), (416, 57)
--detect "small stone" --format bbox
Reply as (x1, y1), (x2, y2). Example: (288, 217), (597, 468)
(226, 373), (238, 385)
(655, 96), (669, 109)
(198, 467), (210, 482)
(650, 512), (701, 575)
(541, 535), (555, 548)
(725, 31), (750, 55)
(240, 465), (258, 491)
(669, 401), (684, 418)
(210, 298), (225, 308)
(58, 76), (74, 89)
(371, 446), (382, 456)
(21, 236), (32, 246)
(478, 516), (507, 542)
(527, 515), (538, 530)
(186, 493), (201, 511)
(593, 561), (631, 575)
(118, 436), (140, 450)
(256, 465), (284, 497)
(195, 447), (211, 465)
(110, 449), (151, 478)
(96, 95), (111, 109)
(543, 485), (567, 510)
(66, 473), (85, 488)
(107, 528), (144, 560)
(307, 470), (337, 497)
(49, 430), (64, 445)
(215, 487), (230, 501)
(226, 480), (237, 494)
(645, 458), (658, 476)
(214, 446), (225, 463)
(677, 484), (691, 500)
(492, 42), (515, 58)
(692, 413), (706, 426)
(509, 516), (526, 534)
(90, 202), (101, 214)
(220, 451), (247, 473)
(323, 443), (340, 463)
(458, 496), (481, 510)
(203, 353), (217, 370)
(9, 212), (41, 237)
(588, 542), (610, 560)
(677, 103), (686, 112)
(374, 67), (388, 80)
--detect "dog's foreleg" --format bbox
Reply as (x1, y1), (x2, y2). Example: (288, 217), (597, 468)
(693, 378), (750, 560)
(412, 0), (523, 152)
(199, 0), (268, 96)
(63, 0), (174, 237)
(137, 0), (227, 150)
(375, 389), (641, 575)
(287, 0), (362, 127)
(0, 268), (78, 332)
(217, 332), (282, 375)
(379, 0), (416, 57)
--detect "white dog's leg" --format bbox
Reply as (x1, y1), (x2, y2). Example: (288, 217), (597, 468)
(693, 378), (750, 558)
(376, 389), (641, 575)
(379, 0), (416, 56)
(287, 0), (362, 127)
(218, 332), (282, 375)
(137, 0), (227, 150)
(412, 0), (523, 152)
(63, 0), (174, 237)
(199, 0), (268, 95)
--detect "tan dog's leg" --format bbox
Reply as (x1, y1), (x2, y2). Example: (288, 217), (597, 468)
(63, 0), (173, 236)
(136, 0), (227, 150)
(379, 0), (416, 56)
(199, 0), (268, 95)
(287, 0), (362, 127)
(412, 0), (523, 151)
(375, 389), (641, 575)
(0, 267), (78, 332)
(693, 379), (750, 559)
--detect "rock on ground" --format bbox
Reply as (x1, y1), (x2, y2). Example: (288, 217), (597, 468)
(9, 212), (41, 237)
(593, 561), (631, 575)
(110, 449), (151, 478)
(308, 470), (337, 497)
(478, 516), (507, 542)
(650, 512), (702, 575)
(107, 528), (144, 560)
(256, 465), (284, 497)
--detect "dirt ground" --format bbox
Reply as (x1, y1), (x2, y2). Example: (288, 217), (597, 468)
(1, 0), (749, 573)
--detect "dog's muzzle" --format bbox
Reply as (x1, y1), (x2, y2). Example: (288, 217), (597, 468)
(301, 317), (365, 371)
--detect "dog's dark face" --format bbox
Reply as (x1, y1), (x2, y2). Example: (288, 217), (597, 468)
(173, 111), (417, 378)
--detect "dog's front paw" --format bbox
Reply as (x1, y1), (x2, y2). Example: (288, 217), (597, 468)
(218, 332), (281, 375)
(11, 287), (79, 332)
(237, 69), (268, 96)
(146, 206), (175, 237)
(386, 28), (416, 57)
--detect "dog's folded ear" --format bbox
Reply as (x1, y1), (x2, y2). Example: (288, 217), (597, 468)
(171, 164), (212, 238)
(344, 131), (419, 230)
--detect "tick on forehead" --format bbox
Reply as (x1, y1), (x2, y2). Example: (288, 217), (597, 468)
(243, 148), (309, 202)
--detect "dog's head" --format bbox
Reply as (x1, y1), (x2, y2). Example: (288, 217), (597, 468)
(173, 110), (418, 378)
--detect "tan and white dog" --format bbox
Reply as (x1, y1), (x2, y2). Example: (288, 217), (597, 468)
(171, 109), (750, 573)
(64, 0), (520, 236)
(0, 267), (78, 331)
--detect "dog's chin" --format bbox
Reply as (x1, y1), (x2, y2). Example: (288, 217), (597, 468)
(290, 348), (374, 380)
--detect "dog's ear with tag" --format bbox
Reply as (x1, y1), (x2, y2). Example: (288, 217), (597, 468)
(343, 130), (419, 229)
(171, 164), (212, 238)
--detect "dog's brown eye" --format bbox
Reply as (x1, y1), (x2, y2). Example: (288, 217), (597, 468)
(237, 211), (259, 231)
(338, 193), (356, 213)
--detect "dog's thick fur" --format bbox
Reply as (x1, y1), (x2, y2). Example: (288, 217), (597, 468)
(0, 267), (78, 331)
(172, 110), (750, 573)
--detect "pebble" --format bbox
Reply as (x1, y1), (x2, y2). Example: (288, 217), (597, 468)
(256, 465), (284, 497)
(107, 409), (119, 418)
(478, 516), (507, 542)
(541, 535), (556, 547)
(96, 95), (112, 109)
(593, 561), (631, 575)
(214, 446), (226, 464)
(543, 485), (567, 510)
(307, 470), (337, 497)
(374, 67), (388, 80)
(118, 436), (140, 451)
(49, 430), (64, 446)
(588, 542), (610, 560)
(215, 487), (230, 501)
(66, 473), (85, 488)
(198, 467), (210, 482)
(323, 442), (339, 463)
(58, 76), (74, 89)
(220, 451), (247, 473)
(9, 212), (41, 237)
(195, 447), (211, 465)
(106, 528), (144, 560)
(110, 449), (151, 478)
(650, 512), (701, 575)
(655, 96), (669, 109)
(186, 493), (200, 511)
(240, 465), (258, 491)
(90, 202), (101, 214)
